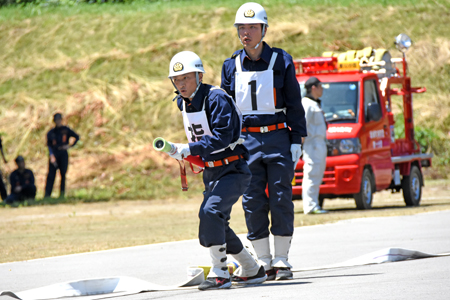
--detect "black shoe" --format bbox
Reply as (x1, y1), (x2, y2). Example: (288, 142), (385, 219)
(232, 265), (267, 285)
(198, 277), (232, 290)
(266, 268), (276, 281)
(275, 267), (293, 280)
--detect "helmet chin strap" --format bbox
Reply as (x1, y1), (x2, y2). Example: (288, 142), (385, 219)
(254, 24), (266, 50)
(237, 28), (244, 47)
(189, 72), (201, 99)
(170, 78), (180, 95)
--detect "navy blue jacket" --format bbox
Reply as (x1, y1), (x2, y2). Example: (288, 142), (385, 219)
(47, 126), (79, 156)
(221, 42), (307, 144)
(176, 83), (248, 162)
(9, 169), (35, 192)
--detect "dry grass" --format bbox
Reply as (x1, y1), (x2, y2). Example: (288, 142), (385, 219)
(1, 178), (449, 264)
(408, 39), (450, 129)
(0, 1), (449, 201)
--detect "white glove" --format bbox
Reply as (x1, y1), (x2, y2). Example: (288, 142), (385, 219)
(169, 143), (191, 160)
(290, 144), (302, 164)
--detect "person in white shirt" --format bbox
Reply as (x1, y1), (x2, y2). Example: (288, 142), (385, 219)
(301, 77), (328, 214)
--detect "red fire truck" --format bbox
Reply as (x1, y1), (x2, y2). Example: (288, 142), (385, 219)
(293, 34), (433, 209)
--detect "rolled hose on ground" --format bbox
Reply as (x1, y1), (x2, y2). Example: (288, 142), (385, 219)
(153, 137), (205, 168)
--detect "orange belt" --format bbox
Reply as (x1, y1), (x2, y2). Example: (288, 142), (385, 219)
(205, 154), (244, 168)
(242, 122), (287, 133)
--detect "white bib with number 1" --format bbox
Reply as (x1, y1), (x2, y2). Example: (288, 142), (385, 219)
(235, 52), (278, 115)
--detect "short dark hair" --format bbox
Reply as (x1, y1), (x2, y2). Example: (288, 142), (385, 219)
(305, 76), (321, 93)
(53, 113), (63, 122)
(15, 155), (25, 163)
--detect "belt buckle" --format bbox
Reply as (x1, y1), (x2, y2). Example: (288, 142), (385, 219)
(207, 161), (215, 168)
(260, 126), (269, 133)
(224, 158), (229, 165)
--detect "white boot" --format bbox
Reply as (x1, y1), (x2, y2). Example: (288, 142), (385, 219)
(207, 244), (230, 279)
(251, 237), (272, 271)
(231, 247), (260, 277)
(198, 244), (232, 290)
(231, 247), (267, 285)
(272, 236), (293, 269)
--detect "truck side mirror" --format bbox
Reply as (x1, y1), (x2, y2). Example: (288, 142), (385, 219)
(367, 102), (382, 122)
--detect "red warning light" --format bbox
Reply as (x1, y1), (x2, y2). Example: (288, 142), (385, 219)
(300, 57), (338, 74)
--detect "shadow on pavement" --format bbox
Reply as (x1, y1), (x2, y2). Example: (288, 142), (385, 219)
(231, 280), (311, 289)
(297, 272), (382, 281)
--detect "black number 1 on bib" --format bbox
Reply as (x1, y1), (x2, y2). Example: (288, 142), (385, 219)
(249, 80), (257, 111)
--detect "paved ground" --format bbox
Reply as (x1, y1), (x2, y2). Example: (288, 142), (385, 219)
(1, 210), (450, 300)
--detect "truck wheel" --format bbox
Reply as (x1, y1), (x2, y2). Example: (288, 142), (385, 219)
(402, 165), (422, 206)
(354, 169), (373, 210)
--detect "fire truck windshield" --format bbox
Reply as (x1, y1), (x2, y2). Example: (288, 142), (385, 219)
(300, 81), (359, 124)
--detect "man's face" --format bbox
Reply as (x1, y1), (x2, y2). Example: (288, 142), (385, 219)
(238, 23), (264, 49)
(172, 72), (202, 99)
(313, 83), (323, 98)
(17, 161), (25, 170)
(54, 118), (62, 127)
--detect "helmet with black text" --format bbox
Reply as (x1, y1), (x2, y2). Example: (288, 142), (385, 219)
(168, 51), (205, 99)
(234, 2), (268, 50)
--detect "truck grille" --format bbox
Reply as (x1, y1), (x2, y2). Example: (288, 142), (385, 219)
(294, 166), (336, 186)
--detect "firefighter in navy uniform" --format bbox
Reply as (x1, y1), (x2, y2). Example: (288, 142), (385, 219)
(5, 156), (36, 204)
(168, 51), (267, 291)
(221, 2), (307, 281)
(0, 136), (8, 201)
(44, 113), (79, 198)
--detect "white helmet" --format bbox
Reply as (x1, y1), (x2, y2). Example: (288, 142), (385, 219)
(168, 51), (205, 78)
(234, 2), (268, 50)
(234, 2), (268, 28)
(168, 51), (205, 99)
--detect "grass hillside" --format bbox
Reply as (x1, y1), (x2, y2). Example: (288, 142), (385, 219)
(0, 0), (449, 202)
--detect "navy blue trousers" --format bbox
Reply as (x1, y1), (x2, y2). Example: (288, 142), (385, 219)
(45, 151), (69, 197)
(199, 159), (251, 255)
(242, 128), (295, 240)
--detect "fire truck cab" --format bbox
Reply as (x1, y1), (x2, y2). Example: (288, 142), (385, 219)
(293, 34), (433, 209)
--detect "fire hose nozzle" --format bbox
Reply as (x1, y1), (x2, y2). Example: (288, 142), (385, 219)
(153, 137), (204, 168)
(153, 137), (176, 155)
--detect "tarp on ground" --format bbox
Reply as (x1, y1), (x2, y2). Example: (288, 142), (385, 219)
(2, 248), (449, 300)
